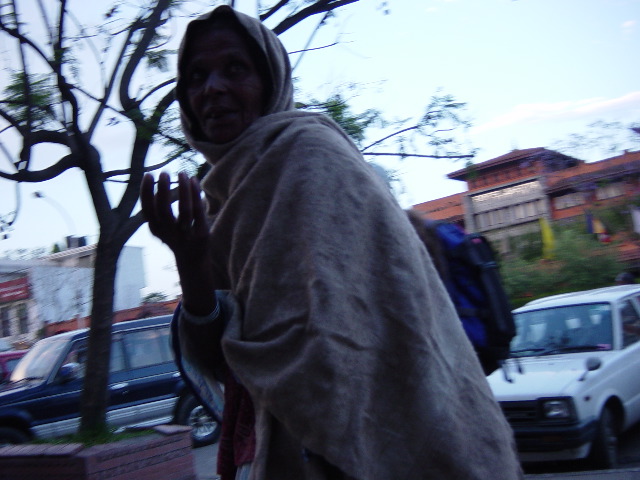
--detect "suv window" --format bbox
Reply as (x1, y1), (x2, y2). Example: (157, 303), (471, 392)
(620, 299), (640, 347)
(58, 336), (128, 380)
(110, 336), (126, 372)
(123, 327), (173, 369)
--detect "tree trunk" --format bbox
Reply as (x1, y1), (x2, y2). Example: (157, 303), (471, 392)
(79, 237), (119, 434)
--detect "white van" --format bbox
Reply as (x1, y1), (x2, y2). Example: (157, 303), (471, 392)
(489, 284), (640, 469)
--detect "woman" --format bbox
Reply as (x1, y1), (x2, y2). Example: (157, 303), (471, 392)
(141, 5), (523, 480)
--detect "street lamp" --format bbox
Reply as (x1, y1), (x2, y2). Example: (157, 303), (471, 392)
(32, 191), (77, 239)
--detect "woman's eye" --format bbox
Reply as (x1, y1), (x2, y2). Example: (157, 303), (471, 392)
(187, 69), (206, 85)
(227, 62), (248, 76)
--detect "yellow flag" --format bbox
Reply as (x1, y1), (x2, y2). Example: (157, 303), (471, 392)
(540, 217), (555, 259)
(592, 218), (606, 235)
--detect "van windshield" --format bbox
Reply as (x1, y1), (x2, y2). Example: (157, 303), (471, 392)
(10, 335), (70, 382)
(511, 303), (613, 357)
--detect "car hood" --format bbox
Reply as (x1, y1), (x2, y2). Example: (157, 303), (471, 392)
(488, 352), (612, 400)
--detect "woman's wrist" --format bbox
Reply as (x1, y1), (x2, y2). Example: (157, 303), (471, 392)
(181, 298), (221, 325)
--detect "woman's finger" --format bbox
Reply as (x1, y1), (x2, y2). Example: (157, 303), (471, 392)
(191, 176), (208, 237)
(140, 173), (159, 224)
(177, 172), (193, 231)
(155, 171), (176, 225)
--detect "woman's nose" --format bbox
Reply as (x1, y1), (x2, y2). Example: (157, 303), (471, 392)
(203, 71), (226, 94)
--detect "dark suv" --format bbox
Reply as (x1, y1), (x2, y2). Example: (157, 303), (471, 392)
(0, 315), (221, 447)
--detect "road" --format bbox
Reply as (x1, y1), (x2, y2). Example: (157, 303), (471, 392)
(523, 422), (640, 479)
(191, 422), (640, 480)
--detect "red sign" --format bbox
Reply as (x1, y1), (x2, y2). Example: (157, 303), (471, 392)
(0, 277), (30, 303)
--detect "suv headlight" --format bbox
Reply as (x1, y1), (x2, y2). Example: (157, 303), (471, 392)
(541, 398), (575, 420)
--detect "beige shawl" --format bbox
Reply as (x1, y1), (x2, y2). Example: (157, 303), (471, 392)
(179, 6), (523, 480)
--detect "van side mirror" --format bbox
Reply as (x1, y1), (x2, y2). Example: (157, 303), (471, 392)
(586, 357), (602, 372)
(57, 362), (81, 383)
(579, 357), (602, 381)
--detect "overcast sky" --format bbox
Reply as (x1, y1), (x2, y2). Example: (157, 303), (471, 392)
(1, 0), (639, 297)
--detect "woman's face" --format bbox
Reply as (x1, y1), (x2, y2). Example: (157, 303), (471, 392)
(184, 27), (266, 144)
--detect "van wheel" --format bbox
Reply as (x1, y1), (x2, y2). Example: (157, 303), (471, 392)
(176, 394), (221, 448)
(590, 407), (618, 469)
(0, 427), (29, 446)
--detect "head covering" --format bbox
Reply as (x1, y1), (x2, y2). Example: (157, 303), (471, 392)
(176, 5), (294, 147)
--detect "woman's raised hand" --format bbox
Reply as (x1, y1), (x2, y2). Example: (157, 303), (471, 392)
(140, 171), (209, 257)
(141, 171), (219, 315)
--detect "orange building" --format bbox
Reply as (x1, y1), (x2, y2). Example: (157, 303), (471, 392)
(413, 148), (640, 264)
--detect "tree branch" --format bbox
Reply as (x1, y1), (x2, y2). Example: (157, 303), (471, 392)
(272, 0), (359, 35)
(260, 0), (289, 22)
(117, 87), (177, 219)
(362, 125), (419, 152)
(0, 152), (77, 181)
(88, 23), (137, 138)
(362, 152), (475, 160)
(119, 0), (172, 112)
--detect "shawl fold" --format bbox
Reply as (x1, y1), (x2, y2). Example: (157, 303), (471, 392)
(200, 111), (522, 480)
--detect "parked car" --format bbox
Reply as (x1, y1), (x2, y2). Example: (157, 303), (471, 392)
(0, 350), (27, 383)
(489, 284), (640, 469)
(0, 315), (221, 447)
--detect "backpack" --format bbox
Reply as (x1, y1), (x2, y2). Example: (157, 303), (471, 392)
(407, 211), (516, 375)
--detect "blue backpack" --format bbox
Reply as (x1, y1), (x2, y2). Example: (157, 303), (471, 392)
(408, 212), (516, 375)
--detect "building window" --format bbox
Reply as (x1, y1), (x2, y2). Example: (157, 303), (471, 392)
(1, 307), (10, 337)
(16, 304), (28, 334)
(595, 182), (624, 200)
(554, 192), (585, 209)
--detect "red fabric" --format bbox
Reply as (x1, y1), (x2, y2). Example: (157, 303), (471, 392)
(217, 366), (256, 480)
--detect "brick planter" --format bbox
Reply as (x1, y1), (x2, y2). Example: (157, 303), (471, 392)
(0, 425), (196, 480)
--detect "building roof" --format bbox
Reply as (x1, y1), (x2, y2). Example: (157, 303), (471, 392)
(43, 243), (96, 261)
(412, 192), (465, 222)
(446, 147), (583, 181)
(545, 150), (640, 194)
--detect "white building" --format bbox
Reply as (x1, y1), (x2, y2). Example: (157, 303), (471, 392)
(0, 242), (145, 348)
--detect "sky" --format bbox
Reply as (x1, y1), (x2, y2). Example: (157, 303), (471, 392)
(1, 0), (639, 298)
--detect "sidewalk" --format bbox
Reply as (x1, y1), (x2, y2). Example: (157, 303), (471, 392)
(192, 443), (640, 480)
(525, 467), (640, 479)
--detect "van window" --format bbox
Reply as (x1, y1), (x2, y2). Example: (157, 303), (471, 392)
(123, 327), (172, 369)
(620, 300), (640, 348)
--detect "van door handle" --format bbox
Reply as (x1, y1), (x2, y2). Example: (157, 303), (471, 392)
(111, 383), (129, 390)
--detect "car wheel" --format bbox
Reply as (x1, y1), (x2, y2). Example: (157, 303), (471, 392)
(0, 427), (29, 446)
(176, 394), (221, 448)
(590, 407), (618, 469)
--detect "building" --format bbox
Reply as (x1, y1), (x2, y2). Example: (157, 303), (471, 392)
(0, 241), (146, 348)
(413, 148), (640, 263)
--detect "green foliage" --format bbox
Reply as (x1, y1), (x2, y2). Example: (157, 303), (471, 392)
(143, 292), (168, 303)
(593, 203), (632, 235)
(32, 427), (153, 447)
(296, 93), (381, 146)
(552, 229), (623, 289)
(509, 230), (543, 262)
(3, 72), (59, 128)
(145, 49), (174, 72)
(502, 227), (624, 308)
